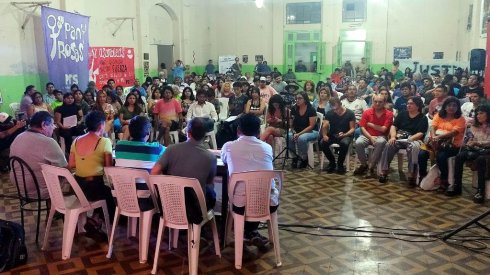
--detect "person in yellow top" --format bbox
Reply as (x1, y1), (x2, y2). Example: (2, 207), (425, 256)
(68, 110), (115, 235)
(418, 97), (466, 192)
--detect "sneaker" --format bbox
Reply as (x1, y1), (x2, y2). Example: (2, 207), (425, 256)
(291, 157), (298, 169)
(353, 164), (368, 175)
(326, 164), (336, 173)
(473, 193), (485, 204)
(378, 174), (388, 183)
(407, 177), (417, 188)
(248, 231), (269, 248)
(298, 158), (308, 169)
(336, 166), (347, 175)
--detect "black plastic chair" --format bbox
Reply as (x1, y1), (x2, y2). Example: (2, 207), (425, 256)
(9, 156), (50, 244)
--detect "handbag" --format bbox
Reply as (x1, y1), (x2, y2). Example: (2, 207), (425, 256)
(420, 165), (441, 191)
(396, 130), (411, 140)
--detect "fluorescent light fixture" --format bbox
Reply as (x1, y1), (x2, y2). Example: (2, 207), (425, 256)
(255, 0), (264, 8)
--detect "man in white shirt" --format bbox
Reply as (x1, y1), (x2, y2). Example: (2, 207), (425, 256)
(341, 84), (368, 138)
(186, 89), (218, 132)
(221, 113), (277, 248)
(461, 89), (484, 126)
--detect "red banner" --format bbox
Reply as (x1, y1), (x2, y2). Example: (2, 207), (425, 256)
(88, 47), (135, 90)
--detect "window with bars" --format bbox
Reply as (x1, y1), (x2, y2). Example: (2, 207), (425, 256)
(286, 2), (321, 24)
(342, 0), (366, 22)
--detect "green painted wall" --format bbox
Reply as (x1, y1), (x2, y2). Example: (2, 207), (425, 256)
(0, 74), (48, 115)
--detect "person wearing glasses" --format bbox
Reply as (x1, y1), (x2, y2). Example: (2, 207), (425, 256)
(288, 92), (319, 169)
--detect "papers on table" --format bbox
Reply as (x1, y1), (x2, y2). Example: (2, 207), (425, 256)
(63, 115), (77, 128)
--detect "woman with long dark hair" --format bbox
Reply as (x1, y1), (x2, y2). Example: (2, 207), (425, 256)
(418, 96), (466, 192)
(119, 93), (143, 140)
(453, 104), (490, 202)
(260, 94), (287, 146)
(288, 91), (319, 168)
(54, 93), (84, 155)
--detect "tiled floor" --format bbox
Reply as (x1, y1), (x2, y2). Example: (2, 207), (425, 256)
(1, 159), (490, 274)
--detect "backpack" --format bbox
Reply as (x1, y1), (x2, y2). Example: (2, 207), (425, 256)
(0, 220), (28, 272)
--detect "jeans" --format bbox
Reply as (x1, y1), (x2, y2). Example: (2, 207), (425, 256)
(320, 136), (352, 167)
(288, 131), (319, 159)
(379, 140), (422, 174)
(233, 205), (279, 235)
(454, 150), (487, 194)
(418, 147), (460, 182)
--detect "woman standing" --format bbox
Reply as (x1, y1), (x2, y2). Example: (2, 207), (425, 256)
(288, 91), (319, 169)
(260, 94), (287, 146)
(453, 104), (490, 202)
(119, 94), (143, 140)
(245, 87), (266, 121)
(418, 97), (466, 192)
(54, 93), (84, 155)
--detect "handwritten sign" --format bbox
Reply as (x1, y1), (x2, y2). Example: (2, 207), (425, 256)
(88, 47), (135, 90)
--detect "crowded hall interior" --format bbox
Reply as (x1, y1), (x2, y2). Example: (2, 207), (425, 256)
(2, 0), (490, 274)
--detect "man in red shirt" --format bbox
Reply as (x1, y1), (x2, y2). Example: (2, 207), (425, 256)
(354, 94), (393, 177)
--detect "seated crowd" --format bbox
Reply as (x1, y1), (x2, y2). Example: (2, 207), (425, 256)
(0, 59), (488, 266)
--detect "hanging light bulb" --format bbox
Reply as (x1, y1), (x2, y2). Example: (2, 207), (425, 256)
(255, 0), (264, 9)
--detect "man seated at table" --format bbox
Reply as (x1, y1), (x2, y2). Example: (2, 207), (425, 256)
(115, 115), (165, 210)
(10, 111), (67, 199)
(221, 113), (277, 248)
(151, 117), (217, 218)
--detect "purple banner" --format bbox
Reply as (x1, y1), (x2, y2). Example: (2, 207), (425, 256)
(41, 7), (89, 92)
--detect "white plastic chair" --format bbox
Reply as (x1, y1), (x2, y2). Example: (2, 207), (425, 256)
(104, 167), (157, 264)
(40, 164), (111, 260)
(205, 130), (218, 149)
(306, 112), (324, 168)
(319, 143), (352, 171)
(225, 170), (283, 269)
(9, 102), (20, 117)
(149, 175), (221, 275)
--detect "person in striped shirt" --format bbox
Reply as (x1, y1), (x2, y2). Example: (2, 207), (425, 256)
(114, 116), (165, 208)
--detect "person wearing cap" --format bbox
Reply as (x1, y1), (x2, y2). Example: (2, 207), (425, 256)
(258, 76), (278, 104)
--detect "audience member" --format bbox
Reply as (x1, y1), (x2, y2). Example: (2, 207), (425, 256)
(312, 86), (332, 116)
(119, 93), (144, 140)
(54, 93), (84, 155)
(354, 94), (393, 177)
(186, 89), (218, 132)
(453, 104), (490, 202)
(428, 85), (449, 118)
(245, 86), (266, 121)
(320, 97), (355, 174)
(258, 76), (278, 104)
(153, 85), (183, 146)
(418, 97), (466, 192)
(288, 91), (319, 169)
(20, 85), (36, 114)
(43, 82), (56, 106)
(378, 97), (428, 185)
(260, 94), (287, 146)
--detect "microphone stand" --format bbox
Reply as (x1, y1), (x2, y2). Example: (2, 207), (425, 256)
(273, 105), (312, 170)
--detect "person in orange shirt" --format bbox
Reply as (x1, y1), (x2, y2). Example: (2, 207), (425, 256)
(418, 97), (466, 192)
